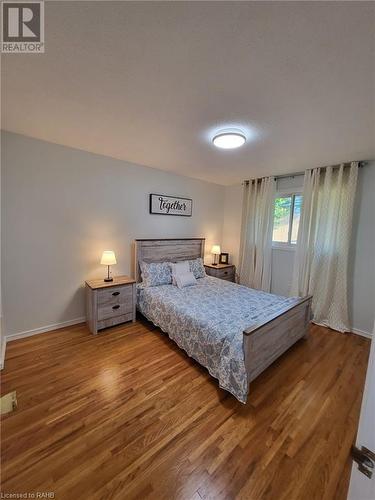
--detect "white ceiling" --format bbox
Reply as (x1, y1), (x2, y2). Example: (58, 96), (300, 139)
(2, 1), (374, 185)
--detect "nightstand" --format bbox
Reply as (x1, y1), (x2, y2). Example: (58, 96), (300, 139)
(85, 275), (136, 334)
(204, 263), (236, 282)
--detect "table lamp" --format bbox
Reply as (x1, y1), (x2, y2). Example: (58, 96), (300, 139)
(101, 250), (117, 282)
(211, 245), (221, 266)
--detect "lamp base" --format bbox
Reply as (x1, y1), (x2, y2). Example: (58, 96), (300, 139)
(212, 263), (218, 266)
(104, 277), (113, 282)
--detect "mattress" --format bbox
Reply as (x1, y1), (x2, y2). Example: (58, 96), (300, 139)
(137, 276), (299, 403)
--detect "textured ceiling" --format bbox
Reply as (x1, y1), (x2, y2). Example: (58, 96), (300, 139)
(2, 1), (374, 185)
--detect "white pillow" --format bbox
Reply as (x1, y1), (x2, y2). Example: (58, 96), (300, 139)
(175, 271), (197, 289)
(170, 261), (190, 285)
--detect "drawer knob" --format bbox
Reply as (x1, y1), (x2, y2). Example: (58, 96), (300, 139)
(112, 305), (120, 310)
(112, 291), (120, 296)
(224, 271), (228, 274)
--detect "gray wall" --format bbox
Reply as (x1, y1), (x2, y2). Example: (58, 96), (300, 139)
(2, 130), (374, 337)
(0, 132), (4, 366)
(2, 132), (224, 336)
(349, 164), (375, 335)
(222, 163), (375, 335)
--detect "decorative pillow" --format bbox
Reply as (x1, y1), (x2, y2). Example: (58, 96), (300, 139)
(189, 258), (206, 279)
(170, 261), (190, 285)
(140, 261), (172, 287)
(175, 271), (197, 289)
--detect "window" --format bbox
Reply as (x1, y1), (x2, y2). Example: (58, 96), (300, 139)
(272, 194), (302, 246)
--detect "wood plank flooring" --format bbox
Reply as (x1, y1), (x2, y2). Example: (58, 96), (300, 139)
(0, 320), (370, 500)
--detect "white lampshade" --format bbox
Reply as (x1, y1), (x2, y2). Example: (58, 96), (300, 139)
(211, 245), (221, 255)
(100, 250), (117, 266)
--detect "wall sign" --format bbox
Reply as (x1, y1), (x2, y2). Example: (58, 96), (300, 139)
(149, 194), (192, 217)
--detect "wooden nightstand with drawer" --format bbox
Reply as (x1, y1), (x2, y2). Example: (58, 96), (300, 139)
(85, 275), (136, 334)
(204, 263), (236, 282)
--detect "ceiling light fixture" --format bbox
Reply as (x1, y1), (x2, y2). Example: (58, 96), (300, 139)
(212, 130), (246, 149)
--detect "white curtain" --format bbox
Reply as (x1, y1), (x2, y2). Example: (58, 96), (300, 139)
(238, 176), (275, 292)
(291, 162), (359, 332)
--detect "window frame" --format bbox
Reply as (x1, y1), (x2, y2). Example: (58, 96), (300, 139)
(272, 189), (303, 250)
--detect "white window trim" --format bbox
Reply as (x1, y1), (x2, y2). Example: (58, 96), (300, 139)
(272, 189), (303, 251)
(276, 188), (303, 196)
(272, 242), (297, 252)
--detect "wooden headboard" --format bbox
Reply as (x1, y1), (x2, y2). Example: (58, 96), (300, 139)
(134, 238), (205, 282)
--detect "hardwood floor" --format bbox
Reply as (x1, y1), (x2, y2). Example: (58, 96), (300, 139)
(1, 320), (370, 500)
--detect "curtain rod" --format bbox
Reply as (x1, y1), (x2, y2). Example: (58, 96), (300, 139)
(243, 160), (369, 184)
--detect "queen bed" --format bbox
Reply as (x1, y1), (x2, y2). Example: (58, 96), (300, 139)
(134, 238), (312, 403)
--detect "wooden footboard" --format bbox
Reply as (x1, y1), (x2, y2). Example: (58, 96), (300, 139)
(243, 296), (312, 384)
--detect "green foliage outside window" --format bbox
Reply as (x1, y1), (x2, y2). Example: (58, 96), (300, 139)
(272, 194), (302, 244)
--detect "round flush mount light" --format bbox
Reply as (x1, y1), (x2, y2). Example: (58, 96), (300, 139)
(212, 130), (246, 149)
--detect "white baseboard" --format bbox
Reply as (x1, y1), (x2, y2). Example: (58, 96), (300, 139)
(351, 328), (372, 339)
(5, 317), (86, 342)
(3, 316), (372, 346)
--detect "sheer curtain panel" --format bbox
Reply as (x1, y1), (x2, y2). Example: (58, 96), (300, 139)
(291, 162), (359, 332)
(238, 177), (275, 292)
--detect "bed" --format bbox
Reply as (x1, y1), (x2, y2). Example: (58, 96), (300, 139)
(134, 238), (312, 403)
